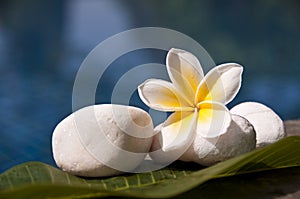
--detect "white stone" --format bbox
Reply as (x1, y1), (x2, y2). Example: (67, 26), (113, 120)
(150, 115), (256, 166)
(180, 114), (256, 166)
(230, 102), (286, 148)
(52, 104), (153, 177)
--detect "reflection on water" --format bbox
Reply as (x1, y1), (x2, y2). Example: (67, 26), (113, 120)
(0, 0), (299, 172)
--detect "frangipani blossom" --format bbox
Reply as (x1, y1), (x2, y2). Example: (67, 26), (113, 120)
(138, 48), (243, 152)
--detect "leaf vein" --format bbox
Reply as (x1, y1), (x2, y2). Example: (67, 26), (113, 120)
(25, 165), (34, 184)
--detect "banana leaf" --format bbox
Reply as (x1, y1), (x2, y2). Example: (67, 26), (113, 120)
(0, 136), (299, 199)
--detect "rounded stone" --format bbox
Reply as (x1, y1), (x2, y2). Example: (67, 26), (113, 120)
(181, 114), (256, 166)
(150, 115), (256, 166)
(52, 104), (153, 177)
(230, 102), (286, 148)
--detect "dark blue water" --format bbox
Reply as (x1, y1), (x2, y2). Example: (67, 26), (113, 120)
(0, 0), (299, 173)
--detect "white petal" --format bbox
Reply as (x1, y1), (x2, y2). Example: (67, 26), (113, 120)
(138, 79), (194, 112)
(167, 48), (204, 101)
(196, 101), (231, 138)
(161, 109), (198, 152)
(195, 63), (243, 104)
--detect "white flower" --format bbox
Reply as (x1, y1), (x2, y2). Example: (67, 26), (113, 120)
(138, 48), (243, 152)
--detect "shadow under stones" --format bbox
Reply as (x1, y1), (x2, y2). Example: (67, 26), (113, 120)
(176, 166), (300, 199)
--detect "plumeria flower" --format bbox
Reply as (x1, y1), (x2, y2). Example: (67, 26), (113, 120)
(138, 48), (243, 152)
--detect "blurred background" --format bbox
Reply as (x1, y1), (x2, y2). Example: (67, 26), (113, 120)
(0, 0), (299, 172)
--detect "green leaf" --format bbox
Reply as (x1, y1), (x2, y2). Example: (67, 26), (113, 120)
(0, 136), (300, 199)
